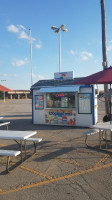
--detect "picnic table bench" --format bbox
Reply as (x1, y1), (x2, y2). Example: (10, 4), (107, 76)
(0, 121), (10, 130)
(0, 150), (21, 172)
(83, 129), (100, 147)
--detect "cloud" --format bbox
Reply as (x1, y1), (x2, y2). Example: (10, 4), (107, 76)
(37, 75), (45, 79)
(17, 25), (26, 30)
(35, 43), (42, 49)
(12, 60), (26, 67)
(3, 73), (9, 77)
(70, 50), (75, 55)
(107, 45), (112, 51)
(3, 73), (17, 77)
(7, 24), (38, 45)
(7, 24), (29, 40)
(31, 37), (36, 42)
(32, 73), (36, 78)
(7, 25), (19, 33)
(107, 40), (112, 51)
(25, 73), (45, 85)
(81, 51), (93, 61)
(18, 31), (29, 39)
(11, 58), (28, 67)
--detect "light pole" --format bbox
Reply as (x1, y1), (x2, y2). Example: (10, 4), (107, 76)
(29, 27), (33, 87)
(51, 24), (68, 72)
(1, 80), (6, 103)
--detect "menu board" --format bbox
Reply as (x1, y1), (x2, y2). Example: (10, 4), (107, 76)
(35, 95), (44, 109)
(78, 93), (92, 114)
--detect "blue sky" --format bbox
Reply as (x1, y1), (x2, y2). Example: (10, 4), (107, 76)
(0, 0), (112, 90)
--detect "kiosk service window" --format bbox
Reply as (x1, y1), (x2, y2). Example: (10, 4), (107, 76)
(46, 92), (76, 108)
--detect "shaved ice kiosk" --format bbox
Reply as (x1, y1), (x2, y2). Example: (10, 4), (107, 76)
(31, 72), (98, 127)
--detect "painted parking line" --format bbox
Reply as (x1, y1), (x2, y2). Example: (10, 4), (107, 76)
(73, 149), (104, 156)
(20, 165), (53, 180)
(94, 154), (110, 167)
(0, 188), (3, 192)
(0, 162), (112, 196)
(9, 162), (53, 180)
(58, 158), (80, 166)
(57, 158), (90, 168)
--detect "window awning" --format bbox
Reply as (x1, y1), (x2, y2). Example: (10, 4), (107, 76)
(37, 85), (80, 93)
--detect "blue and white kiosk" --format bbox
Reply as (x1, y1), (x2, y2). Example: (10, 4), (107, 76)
(31, 71), (98, 127)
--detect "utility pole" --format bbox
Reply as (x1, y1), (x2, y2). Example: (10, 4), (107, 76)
(100, 0), (109, 115)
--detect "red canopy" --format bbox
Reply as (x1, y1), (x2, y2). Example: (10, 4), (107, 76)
(74, 66), (112, 85)
(0, 85), (13, 92)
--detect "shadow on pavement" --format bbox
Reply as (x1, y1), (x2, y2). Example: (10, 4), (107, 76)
(3, 118), (78, 131)
(34, 147), (75, 162)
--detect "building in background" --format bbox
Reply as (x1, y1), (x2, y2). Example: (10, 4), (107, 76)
(6, 90), (31, 99)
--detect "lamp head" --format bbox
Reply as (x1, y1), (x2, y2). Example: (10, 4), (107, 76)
(54, 29), (60, 33)
(51, 26), (59, 30)
(62, 28), (68, 32)
(60, 24), (65, 29)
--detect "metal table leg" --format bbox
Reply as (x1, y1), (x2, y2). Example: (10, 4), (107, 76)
(24, 140), (27, 159)
(20, 140), (23, 162)
(111, 131), (112, 143)
(6, 156), (10, 172)
(99, 131), (102, 149)
(105, 131), (108, 149)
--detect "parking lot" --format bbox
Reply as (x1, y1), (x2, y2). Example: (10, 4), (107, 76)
(0, 99), (112, 200)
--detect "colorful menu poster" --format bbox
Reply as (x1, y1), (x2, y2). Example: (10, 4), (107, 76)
(35, 95), (44, 109)
(45, 109), (76, 126)
(78, 93), (92, 114)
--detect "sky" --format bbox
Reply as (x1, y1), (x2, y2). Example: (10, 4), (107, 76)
(0, 0), (112, 90)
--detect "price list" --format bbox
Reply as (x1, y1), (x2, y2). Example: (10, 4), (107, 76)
(78, 93), (92, 114)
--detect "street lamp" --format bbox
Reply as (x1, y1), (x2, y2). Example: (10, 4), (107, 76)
(51, 24), (68, 72)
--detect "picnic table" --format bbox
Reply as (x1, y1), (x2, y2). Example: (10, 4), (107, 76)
(84, 122), (112, 149)
(91, 121), (112, 147)
(0, 130), (37, 160)
(0, 130), (42, 172)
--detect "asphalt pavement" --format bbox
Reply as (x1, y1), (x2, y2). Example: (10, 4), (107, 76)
(0, 99), (111, 200)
